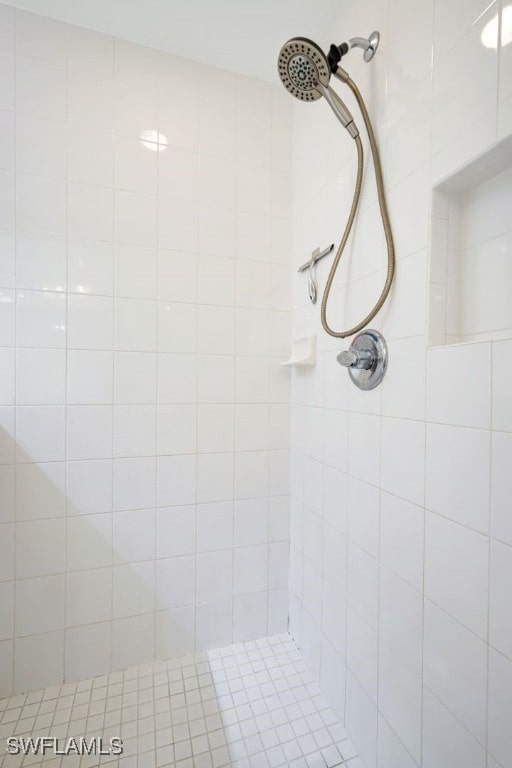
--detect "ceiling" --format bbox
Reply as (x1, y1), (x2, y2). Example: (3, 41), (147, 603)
(7, 0), (340, 82)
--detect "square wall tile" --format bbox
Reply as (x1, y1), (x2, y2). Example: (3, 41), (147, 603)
(196, 550), (232, 603)
(195, 600), (233, 651)
(423, 599), (488, 743)
(16, 406), (65, 463)
(67, 405), (113, 460)
(0, 289), (14, 347)
(493, 338), (512, 431)
(422, 688), (486, 768)
(156, 606), (194, 659)
(156, 556), (195, 610)
(66, 459), (112, 515)
(112, 614), (154, 670)
(347, 544), (378, 631)
(16, 115), (66, 179)
(67, 239), (114, 296)
(158, 404), (197, 455)
(113, 457), (156, 511)
(115, 190), (156, 248)
(158, 302), (197, 354)
(115, 297), (156, 352)
(233, 592), (267, 642)
(234, 498), (268, 548)
(196, 501), (233, 553)
(16, 290), (66, 348)
(346, 605), (378, 703)
(68, 294), (113, 350)
(234, 544), (268, 595)
(115, 351), (156, 403)
(488, 647), (512, 768)
(113, 404), (156, 457)
(16, 518), (65, 578)
(157, 455), (196, 507)
(115, 244), (157, 299)
(426, 423), (490, 533)
(67, 350), (113, 404)
(156, 505), (195, 558)
(379, 567), (423, 678)
(349, 413), (380, 486)
(65, 622), (111, 682)
(65, 561), (110, 622)
(68, 182), (113, 241)
(15, 574), (65, 636)
(16, 462), (65, 520)
(68, 128), (114, 187)
(378, 642), (422, 763)
(0, 523), (14, 581)
(16, 56), (65, 121)
(66, 513), (112, 571)
(378, 715), (419, 768)
(16, 348), (66, 405)
(345, 672), (378, 768)
(113, 508), (156, 564)
(0, 581), (13, 641)
(381, 417), (425, 506)
(492, 431), (512, 546)
(14, 631), (64, 692)
(380, 492), (424, 591)
(113, 561), (155, 618)
(425, 511), (489, 638)
(489, 540), (512, 660)
(427, 342), (491, 428)
(16, 231), (66, 291)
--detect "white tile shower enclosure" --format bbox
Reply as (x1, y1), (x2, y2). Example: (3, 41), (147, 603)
(0, 4), (292, 696)
(1, 1), (512, 768)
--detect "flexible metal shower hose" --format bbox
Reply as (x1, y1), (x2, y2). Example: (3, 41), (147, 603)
(320, 76), (395, 339)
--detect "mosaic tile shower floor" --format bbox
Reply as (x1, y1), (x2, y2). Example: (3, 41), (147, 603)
(0, 634), (361, 767)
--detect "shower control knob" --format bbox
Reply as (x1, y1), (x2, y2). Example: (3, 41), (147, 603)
(337, 348), (372, 369)
(337, 329), (388, 390)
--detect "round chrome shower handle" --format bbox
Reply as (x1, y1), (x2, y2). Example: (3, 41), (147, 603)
(337, 348), (373, 369)
(336, 330), (388, 390)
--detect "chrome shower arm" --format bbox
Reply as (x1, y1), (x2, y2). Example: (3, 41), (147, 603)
(327, 31), (380, 70)
(349, 32), (379, 61)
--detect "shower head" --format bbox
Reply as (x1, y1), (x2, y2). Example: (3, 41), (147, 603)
(277, 37), (359, 138)
(277, 37), (330, 102)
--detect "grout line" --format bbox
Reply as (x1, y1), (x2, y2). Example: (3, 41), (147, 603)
(62, 15), (69, 690)
(11, 1), (18, 702)
(485, 339), (495, 764)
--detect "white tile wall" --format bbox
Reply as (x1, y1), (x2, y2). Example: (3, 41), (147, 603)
(0, 4), (292, 696)
(290, 1), (512, 767)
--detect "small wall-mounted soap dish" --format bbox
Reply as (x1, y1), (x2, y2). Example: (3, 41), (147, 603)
(281, 336), (316, 367)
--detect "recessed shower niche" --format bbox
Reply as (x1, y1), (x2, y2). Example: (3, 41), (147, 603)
(428, 143), (512, 346)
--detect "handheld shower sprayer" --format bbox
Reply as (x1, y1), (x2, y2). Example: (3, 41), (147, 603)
(277, 32), (395, 340)
(277, 37), (358, 137)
